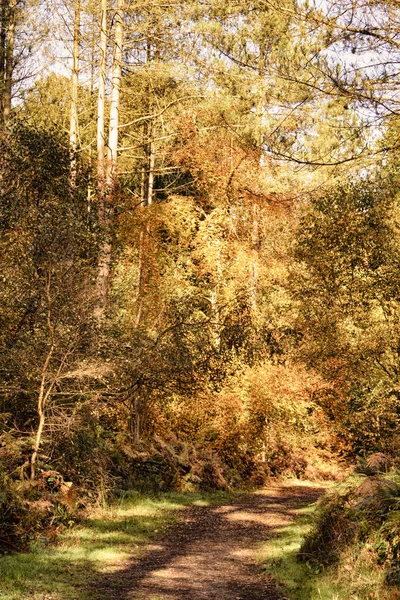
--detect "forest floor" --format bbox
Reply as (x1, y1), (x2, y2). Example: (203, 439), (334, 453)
(85, 482), (324, 600)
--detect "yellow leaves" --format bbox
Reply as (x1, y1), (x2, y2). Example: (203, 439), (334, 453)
(202, 361), (330, 451)
(148, 359), (331, 468)
(158, 195), (199, 248)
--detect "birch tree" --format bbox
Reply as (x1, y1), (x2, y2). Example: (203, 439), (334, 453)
(96, 0), (107, 197)
(95, 0), (124, 319)
(69, 0), (80, 187)
(0, 0), (17, 128)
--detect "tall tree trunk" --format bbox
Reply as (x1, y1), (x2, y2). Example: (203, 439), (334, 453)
(135, 36), (157, 327)
(86, 9), (97, 215)
(106, 0), (123, 190)
(147, 122), (155, 206)
(249, 29), (267, 313)
(96, 0), (107, 201)
(95, 0), (124, 320)
(135, 117), (156, 326)
(69, 0), (80, 188)
(0, 1), (6, 125)
(0, 0), (16, 129)
(3, 0), (14, 126)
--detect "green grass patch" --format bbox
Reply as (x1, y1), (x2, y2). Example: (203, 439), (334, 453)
(258, 499), (346, 600)
(0, 489), (239, 600)
(258, 478), (400, 600)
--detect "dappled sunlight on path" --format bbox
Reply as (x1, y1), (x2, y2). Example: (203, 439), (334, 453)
(88, 484), (323, 600)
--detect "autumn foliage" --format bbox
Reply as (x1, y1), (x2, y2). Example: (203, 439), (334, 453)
(1, 72), (400, 558)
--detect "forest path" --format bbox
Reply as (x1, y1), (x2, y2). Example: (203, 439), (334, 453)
(88, 483), (323, 600)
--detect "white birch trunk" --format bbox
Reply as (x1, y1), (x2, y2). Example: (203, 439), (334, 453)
(2, 0), (15, 128)
(96, 0), (107, 202)
(69, 0), (80, 188)
(96, 0), (124, 319)
(0, 1), (6, 120)
(106, 0), (123, 190)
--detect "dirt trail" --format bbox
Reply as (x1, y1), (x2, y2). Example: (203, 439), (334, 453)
(89, 483), (323, 600)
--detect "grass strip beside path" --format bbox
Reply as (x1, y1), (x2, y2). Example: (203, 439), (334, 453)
(0, 490), (238, 600)
(257, 495), (344, 600)
(257, 478), (399, 600)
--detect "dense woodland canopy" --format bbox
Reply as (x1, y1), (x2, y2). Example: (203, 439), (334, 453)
(1, 0), (400, 549)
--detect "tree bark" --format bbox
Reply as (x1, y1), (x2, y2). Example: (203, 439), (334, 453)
(30, 343), (54, 480)
(69, 0), (80, 188)
(0, 0), (16, 129)
(30, 273), (55, 481)
(135, 117), (155, 326)
(96, 0), (107, 201)
(135, 36), (157, 327)
(106, 0), (123, 191)
(0, 1), (6, 112)
(95, 0), (124, 320)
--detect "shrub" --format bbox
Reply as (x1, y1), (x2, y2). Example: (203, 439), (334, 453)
(299, 471), (400, 589)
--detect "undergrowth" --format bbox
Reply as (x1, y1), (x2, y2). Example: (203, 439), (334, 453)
(260, 473), (400, 600)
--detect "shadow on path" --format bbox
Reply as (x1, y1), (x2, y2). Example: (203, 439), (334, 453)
(87, 484), (323, 600)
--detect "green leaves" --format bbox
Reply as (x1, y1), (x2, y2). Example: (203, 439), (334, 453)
(293, 175), (400, 454)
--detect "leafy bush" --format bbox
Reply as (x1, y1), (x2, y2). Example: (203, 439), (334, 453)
(0, 468), (76, 554)
(299, 487), (357, 565)
(299, 471), (400, 590)
(115, 435), (229, 493)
